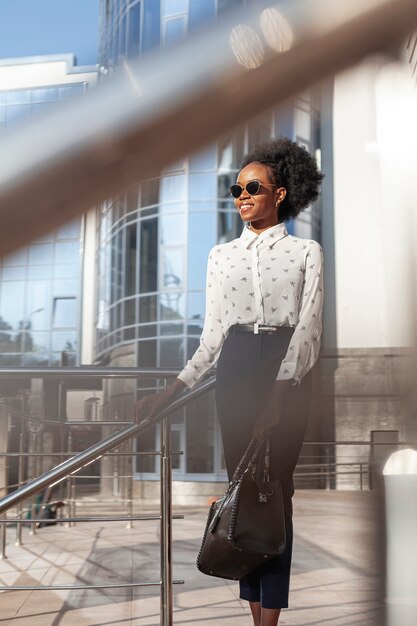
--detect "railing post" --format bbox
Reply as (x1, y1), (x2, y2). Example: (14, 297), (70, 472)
(29, 433), (38, 535)
(127, 438), (133, 529)
(0, 514), (6, 559)
(160, 412), (173, 626)
(66, 432), (73, 527)
(15, 431), (24, 546)
(325, 444), (331, 490)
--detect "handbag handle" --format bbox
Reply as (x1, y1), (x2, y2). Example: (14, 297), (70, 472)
(230, 435), (270, 485)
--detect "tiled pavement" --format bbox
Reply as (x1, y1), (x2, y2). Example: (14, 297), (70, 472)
(0, 490), (385, 625)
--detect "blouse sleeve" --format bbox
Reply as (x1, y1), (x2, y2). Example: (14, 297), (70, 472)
(276, 240), (324, 386)
(177, 247), (226, 389)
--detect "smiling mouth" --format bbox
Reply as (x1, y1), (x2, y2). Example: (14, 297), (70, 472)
(239, 204), (253, 211)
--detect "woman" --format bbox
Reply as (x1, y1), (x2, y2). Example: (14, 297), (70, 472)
(134, 137), (324, 626)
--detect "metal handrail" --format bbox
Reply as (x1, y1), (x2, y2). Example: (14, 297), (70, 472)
(0, 375), (215, 515)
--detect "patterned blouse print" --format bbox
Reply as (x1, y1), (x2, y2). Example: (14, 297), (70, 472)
(177, 221), (324, 389)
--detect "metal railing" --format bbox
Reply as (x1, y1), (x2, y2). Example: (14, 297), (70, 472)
(0, 367), (215, 626)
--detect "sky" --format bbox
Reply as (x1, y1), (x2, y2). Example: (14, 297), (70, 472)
(0, 0), (99, 66)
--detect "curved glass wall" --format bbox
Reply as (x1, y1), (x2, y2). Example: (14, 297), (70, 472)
(97, 0), (321, 480)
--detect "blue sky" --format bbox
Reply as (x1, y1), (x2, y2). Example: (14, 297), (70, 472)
(0, 0), (99, 66)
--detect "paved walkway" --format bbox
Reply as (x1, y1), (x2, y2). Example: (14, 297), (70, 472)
(0, 490), (385, 625)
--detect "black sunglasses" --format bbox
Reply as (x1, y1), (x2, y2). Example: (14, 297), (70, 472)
(229, 179), (276, 199)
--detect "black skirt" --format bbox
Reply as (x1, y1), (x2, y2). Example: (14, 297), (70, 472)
(214, 323), (312, 609)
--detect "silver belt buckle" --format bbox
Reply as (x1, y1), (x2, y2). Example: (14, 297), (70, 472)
(254, 322), (259, 334)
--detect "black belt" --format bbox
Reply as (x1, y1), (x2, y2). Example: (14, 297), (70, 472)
(231, 323), (293, 335)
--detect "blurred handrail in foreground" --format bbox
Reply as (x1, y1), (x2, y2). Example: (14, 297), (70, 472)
(0, 0), (416, 258)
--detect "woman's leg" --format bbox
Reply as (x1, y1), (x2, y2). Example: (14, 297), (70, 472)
(249, 601), (261, 626)
(261, 608), (281, 626)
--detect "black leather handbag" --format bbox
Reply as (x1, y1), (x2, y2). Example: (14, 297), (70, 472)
(196, 436), (286, 580)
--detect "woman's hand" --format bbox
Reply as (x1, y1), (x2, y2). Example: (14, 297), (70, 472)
(253, 379), (294, 439)
(133, 378), (188, 426)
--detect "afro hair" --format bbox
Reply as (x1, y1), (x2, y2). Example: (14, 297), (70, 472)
(241, 137), (324, 223)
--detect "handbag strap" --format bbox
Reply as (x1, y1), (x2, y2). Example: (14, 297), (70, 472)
(230, 436), (264, 484)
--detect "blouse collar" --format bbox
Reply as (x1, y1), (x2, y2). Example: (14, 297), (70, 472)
(239, 222), (288, 249)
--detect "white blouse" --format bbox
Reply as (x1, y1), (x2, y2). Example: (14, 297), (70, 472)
(177, 221), (324, 389)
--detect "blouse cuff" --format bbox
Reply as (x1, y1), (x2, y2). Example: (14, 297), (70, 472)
(177, 368), (197, 389)
(276, 362), (301, 386)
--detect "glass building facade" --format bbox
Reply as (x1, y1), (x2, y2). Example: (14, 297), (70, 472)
(0, 58), (97, 366)
(97, 0), (321, 481)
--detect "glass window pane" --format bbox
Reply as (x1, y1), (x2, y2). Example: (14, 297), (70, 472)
(138, 339), (156, 366)
(127, 2), (141, 58)
(140, 218), (158, 292)
(53, 264), (79, 279)
(136, 424), (157, 473)
(165, 17), (186, 46)
(189, 145), (216, 171)
(30, 332), (50, 353)
(125, 223), (137, 296)
(125, 298), (136, 326)
(187, 292), (205, 320)
(6, 90), (31, 104)
(28, 243), (54, 265)
(28, 265), (53, 280)
(56, 219), (81, 239)
(161, 175), (186, 204)
(0, 282), (24, 330)
(139, 295), (157, 323)
(52, 330), (77, 352)
(141, 178), (159, 207)
(188, 213), (216, 290)
(189, 173), (217, 200)
(58, 84), (84, 99)
(6, 104), (31, 126)
(143, 0), (161, 52)
(186, 395), (215, 473)
(160, 293), (184, 320)
(159, 338), (184, 367)
(3, 248), (27, 266)
(189, 0), (215, 29)
(160, 322), (183, 336)
(160, 247), (184, 289)
(26, 282), (51, 331)
(248, 112), (272, 150)
(55, 241), (79, 263)
(53, 298), (77, 328)
(164, 0), (187, 16)
(53, 279), (78, 296)
(31, 88), (57, 103)
(160, 214), (185, 245)
(2, 266), (25, 280)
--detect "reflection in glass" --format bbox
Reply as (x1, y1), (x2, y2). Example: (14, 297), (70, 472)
(125, 223), (137, 296)
(53, 297), (76, 328)
(125, 298), (136, 326)
(160, 214), (185, 245)
(53, 279), (78, 296)
(52, 330), (77, 352)
(159, 338), (184, 367)
(160, 247), (184, 289)
(30, 332), (50, 353)
(26, 282), (51, 331)
(188, 292), (205, 320)
(160, 292), (184, 320)
(139, 295), (157, 323)
(140, 219), (158, 292)
(160, 322), (184, 336)
(138, 339), (157, 366)
(141, 178), (159, 207)
(219, 210), (242, 243)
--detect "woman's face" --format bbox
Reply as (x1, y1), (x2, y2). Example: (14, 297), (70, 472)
(234, 162), (285, 227)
